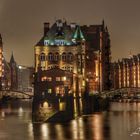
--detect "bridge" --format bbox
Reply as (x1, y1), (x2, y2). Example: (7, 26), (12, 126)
(0, 90), (33, 99)
(101, 87), (140, 102)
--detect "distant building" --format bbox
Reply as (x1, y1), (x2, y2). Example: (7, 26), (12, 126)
(9, 53), (18, 90)
(111, 54), (140, 89)
(34, 19), (111, 97)
(3, 57), (11, 89)
(18, 65), (34, 92)
(0, 34), (34, 91)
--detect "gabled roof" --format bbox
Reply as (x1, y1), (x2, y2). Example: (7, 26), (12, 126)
(35, 19), (85, 46)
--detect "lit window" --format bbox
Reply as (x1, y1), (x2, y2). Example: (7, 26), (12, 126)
(56, 87), (60, 94)
(41, 76), (47, 81)
(48, 53), (53, 61)
(62, 52), (67, 61)
(48, 89), (52, 94)
(40, 53), (46, 61)
(44, 40), (49, 46)
(56, 77), (61, 81)
(62, 76), (66, 81)
(41, 76), (52, 81)
(47, 77), (52, 81)
(55, 40), (65, 46)
(70, 67), (73, 72)
(54, 53), (59, 61)
(68, 52), (73, 61)
(43, 102), (48, 108)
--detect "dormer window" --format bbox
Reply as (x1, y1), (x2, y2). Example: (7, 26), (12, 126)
(44, 40), (49, 46)
(55, 39), (65, 46)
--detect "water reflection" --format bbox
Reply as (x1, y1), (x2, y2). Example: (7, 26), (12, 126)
(0, 101), (140, 140)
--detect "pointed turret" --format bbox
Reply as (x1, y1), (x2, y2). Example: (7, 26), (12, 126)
(10, 52), (16, 64)
(72, 26), (85, 43)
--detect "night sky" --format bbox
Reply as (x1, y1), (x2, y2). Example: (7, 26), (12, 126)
(0, 0), (140, 66)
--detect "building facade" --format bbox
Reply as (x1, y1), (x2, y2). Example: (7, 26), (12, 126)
(34, 20), (111, 96)
(111, 54), (140, 89)
(18, 65), (34, 92)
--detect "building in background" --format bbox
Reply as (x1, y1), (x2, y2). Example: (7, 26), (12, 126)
(0, 34), (34, 91)
(3, 57), (11, 90)
(18, 65), (34, 92)
(111, 54), (140, 89)
(81, 20), (111, 92)
(34, 19), (111, 97)
(9, 53), (18, 90)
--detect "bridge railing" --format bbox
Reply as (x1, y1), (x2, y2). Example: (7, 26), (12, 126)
(0, 90), (34, 99)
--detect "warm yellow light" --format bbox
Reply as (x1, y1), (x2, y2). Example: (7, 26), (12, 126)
(43, 102), (48, 108)
(59, 102), (65, 111)
(63, 76), (66, 81)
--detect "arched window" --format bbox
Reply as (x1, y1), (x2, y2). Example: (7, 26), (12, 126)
(62, 52), (67, 61)
(48, 52), (53, 61)
(40, 53), (46, 61)
(68, 52), (73, 61)
(54, 52), (59, 61)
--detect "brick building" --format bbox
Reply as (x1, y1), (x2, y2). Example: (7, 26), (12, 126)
(111, 54), (140, 89)
(34, 19), (111, 97)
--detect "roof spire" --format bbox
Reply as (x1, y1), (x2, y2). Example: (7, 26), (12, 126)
(73, 25), (85, 42)
(10, 51), (15, 63)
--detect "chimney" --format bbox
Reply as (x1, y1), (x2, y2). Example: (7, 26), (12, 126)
(44, 22), (50, 36)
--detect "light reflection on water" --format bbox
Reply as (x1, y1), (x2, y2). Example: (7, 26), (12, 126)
(0, 101), (140, 140)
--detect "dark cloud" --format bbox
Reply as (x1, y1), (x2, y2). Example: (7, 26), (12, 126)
(0, 0), (140, 66)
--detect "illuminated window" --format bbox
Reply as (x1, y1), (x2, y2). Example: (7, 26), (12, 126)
(62, 66), (67, 70)
(62, 52), (67, 61)
(54, 53), (59, 61)
(48, 53), (53, 61)
(56, 87), (60, 94)
(41, 76), (47, 81)
(47, 77), (52, 81)
(55, 39), (65, 46)
(70, 67), (73, 72)
(40, 53), (46, 61)
(62, 76), (66, 81)
(48, 89), (52, 94)
(68, 52), (73, 61)
(56, 77), (61, 81)
(44, 40), (49, 45)
(41, 76), (52, 81)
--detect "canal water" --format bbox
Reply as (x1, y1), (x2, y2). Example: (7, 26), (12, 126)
(0, 100), (140, 140)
